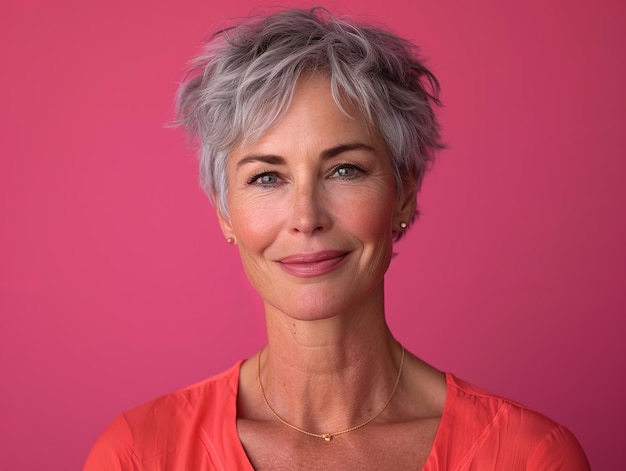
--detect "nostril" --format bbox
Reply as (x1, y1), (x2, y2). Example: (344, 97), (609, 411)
(289, 184), (333, 235)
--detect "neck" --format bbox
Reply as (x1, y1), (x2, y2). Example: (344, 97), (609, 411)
(257, 286), (403, 434)
(257, 344), (404, 441)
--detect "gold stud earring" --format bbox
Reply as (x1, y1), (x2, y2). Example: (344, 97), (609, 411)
(226, 237), (235, 244)
(400, 222), (408, 229)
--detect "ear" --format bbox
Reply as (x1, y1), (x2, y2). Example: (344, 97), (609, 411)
(211, 188), (236, 242)
(215, 209), (233, 239)
(216, 207), (235, 243)
(392, 175), (418, 229)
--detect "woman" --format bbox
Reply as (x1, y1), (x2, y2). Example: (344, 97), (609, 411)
(85, 8), (590, 470)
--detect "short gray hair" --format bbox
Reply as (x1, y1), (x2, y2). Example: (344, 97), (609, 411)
(175, 7), (444, 221)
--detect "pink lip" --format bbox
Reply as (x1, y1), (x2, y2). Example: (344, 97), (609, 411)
(277, 250), (349, 277)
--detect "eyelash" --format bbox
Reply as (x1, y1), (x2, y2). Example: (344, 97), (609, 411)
(329, 163), (368, 179)
(246, 163), (369, 186)
(246, 170), (278, 186)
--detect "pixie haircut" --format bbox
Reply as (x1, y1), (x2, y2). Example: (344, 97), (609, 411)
(176, 7), (443, 222)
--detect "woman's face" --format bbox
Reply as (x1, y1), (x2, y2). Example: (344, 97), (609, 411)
(219, 75), (414, 321)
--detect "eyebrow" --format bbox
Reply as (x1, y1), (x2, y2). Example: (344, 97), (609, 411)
(235, 143), (376, 168)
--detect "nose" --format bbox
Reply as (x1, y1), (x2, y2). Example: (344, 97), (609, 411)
(289, 181), (331, 235)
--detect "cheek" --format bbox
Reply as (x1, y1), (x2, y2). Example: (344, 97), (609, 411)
(342, 187), (396, 239)
(228, 202), (280, 292)
(229, 199), (282, 251)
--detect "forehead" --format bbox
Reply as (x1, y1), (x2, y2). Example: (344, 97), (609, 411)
(233, 74), (381, 157)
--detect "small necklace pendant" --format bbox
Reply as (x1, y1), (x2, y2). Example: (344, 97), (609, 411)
(322, 433), (332, 442)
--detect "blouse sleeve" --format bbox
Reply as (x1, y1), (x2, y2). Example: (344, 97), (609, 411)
(528, 424), (591, 470)
(83, 415), (142, 471)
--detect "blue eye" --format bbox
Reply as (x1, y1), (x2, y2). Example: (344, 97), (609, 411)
(248, 172), (279, 185)
(332, 164), (366, 179)
(259, 174), (278, 184)
(337, 167), (355, 177)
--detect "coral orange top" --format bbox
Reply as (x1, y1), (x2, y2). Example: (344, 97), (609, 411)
(84, 361), (590, 470)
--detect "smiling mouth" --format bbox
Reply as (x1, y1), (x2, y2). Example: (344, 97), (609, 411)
(277, 250), (350, 277)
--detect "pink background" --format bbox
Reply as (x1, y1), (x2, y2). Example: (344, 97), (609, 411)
(1, 0), (624, 469)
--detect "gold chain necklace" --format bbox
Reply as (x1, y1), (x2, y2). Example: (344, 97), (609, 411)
(257, 345), (405, 442)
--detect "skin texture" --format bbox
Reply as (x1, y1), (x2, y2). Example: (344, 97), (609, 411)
(218, 74), (445, 469)
(220, 75), (408, 325)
